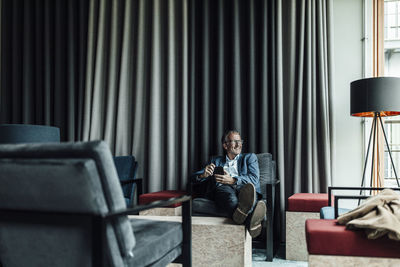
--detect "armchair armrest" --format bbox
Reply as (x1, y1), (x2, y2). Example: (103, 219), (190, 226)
(265, 180), (279, 261)
(333, 195), (369, 219)
(107, 194), (192, 266)
(106, 195), (191, 218)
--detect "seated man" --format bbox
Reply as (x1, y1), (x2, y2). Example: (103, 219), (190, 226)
(192, 129), (266, 238)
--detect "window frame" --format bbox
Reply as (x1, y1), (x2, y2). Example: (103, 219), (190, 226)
(370, 0), (400, 187)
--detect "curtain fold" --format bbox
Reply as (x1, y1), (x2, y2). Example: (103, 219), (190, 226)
(1, 0), (89, 140)
(1, 0), (282, 191)
(282, 0), (333, 196)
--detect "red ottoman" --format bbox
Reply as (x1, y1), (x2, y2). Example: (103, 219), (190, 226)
(138, 190), (186, 216)
(288, 193), (329, 212)
(306, 219), (400, 266)
(286, 193), (329, 261)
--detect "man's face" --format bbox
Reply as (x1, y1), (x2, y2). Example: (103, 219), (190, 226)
(223, 133), (243, 158)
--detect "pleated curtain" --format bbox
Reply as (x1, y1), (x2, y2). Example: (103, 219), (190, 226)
(0, 0), (283, 191)
(0, 0), (89, 141)
(80, 0), (283, 192)
(281, 0), (334, 196)
(0, 0), (334, 239)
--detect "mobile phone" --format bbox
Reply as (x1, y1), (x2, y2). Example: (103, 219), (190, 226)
(214, 166), (225, 175)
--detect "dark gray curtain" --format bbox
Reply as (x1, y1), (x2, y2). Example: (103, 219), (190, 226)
(282, 0), (333, 197)
(0, 0), (334, 239)
(0, 0), (89, 141)
(0, 0), (283, 193)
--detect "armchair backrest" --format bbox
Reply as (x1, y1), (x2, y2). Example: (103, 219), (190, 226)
(256, 153), (276, 199)
(113, 156), (138, 207)
(0, 124), (60, 143)
(0, 141), (135, 267)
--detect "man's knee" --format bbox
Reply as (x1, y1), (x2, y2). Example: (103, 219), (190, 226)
(214, 186), (238, 213)
(222, 196), (238, 214)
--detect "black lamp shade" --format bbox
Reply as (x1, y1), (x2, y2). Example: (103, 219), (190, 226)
(351, 77), (400, 117)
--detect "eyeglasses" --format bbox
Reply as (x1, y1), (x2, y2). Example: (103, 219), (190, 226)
(225, 140), (244, 145)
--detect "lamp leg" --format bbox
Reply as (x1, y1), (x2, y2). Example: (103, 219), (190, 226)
(360, 116), (376, 193)
(378, 116), (400, 187)
(369, 114), (378, 195)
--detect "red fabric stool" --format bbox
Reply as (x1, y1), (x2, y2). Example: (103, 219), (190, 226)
(138, 190), (186, 216)
(306, 219), (400, 258)
(286, 193), (329, 261)
(288, 193), (329, 212)
(139, 190), (186, 208)
(306, 219), (400, 265)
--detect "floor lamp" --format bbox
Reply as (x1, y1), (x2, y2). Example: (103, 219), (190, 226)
(351, 77), (400, 190)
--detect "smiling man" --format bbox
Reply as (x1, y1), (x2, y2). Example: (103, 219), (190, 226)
(193, 129), (266, 238)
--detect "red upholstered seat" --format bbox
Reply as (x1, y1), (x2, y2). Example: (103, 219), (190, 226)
(287, 193), (328, 212)
(306, 219), (400, 258)
(139, 190), (186, 208)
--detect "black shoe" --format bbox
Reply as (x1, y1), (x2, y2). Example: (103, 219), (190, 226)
(232, 183), (256, 224)
(248, 200), (266, 238)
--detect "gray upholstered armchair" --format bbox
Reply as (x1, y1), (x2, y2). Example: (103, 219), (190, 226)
(0, 141), (191, 267)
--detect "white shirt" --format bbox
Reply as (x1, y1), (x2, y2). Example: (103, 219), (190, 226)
(224, 154), (239, 178)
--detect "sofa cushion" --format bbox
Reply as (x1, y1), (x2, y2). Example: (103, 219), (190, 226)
(129, 219), (182, 267)
(306, 219), (400, 258)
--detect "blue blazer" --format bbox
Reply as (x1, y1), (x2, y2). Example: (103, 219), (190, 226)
(193, 153), (260, 194)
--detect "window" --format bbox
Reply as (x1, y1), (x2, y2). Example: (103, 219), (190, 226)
(384, 0), (400, 77)
(384, 119), (400, 187)
(385, 0), (400, 41)
(376, 0), (400, 187)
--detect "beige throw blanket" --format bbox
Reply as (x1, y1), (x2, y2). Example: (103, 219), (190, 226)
(337, 189), (400, 241)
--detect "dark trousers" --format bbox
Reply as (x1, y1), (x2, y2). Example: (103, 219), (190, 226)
(209, 185), (239, 217)
(206, 184), (263, 225)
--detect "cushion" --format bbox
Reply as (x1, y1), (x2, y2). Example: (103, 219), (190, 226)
(192, 198), (230, 217)
(288, 193), (329, 212)
(0, 141), (135, 265)
(129, 219), (183, 267)
(139, 190), (186, 208)
(306, 219), (400, 258)
(320, 206), (351, 219)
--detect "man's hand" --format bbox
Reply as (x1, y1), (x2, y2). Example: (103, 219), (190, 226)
(199, 163), (215, 178)
(214, 170), (236, 185)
